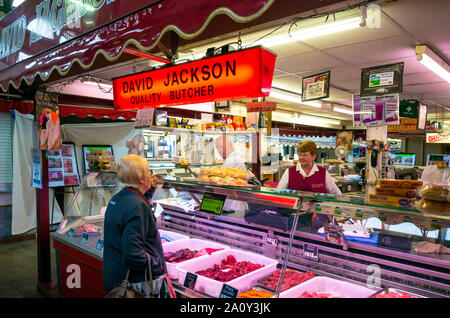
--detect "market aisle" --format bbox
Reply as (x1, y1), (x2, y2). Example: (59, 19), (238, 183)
(0, 235), (58, 298)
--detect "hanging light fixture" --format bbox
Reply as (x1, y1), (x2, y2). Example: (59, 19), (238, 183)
(415, 45), (450, 83)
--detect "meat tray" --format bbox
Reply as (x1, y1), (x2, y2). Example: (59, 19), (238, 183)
(255, 269), (316, 293)
(176, 249), (278, 298)
(370, 288), (426, 298)
(277, 276), (380, 298)
(163, 238), (230, 280)
(159, 229), (189, 244)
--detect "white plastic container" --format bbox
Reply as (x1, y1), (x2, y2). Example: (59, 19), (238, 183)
(176, 249), (278, 298)
(277, 276), (378, 298)
(159, 229), (189, 244)
(163, 238), (230, 280)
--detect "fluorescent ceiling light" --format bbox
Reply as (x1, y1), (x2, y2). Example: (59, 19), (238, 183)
(302, 101), (322, 108)
(416, 45), (450, 83)
(13, 0), (25, 7)
(298, 114), (340, 126)
(269, 89), (322, 108)
(270, 90), (302, 104)
(256, 17), (362, 47)
(333, 106), (353, 115)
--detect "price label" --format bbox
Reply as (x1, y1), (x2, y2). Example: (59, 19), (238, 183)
(355, 210), (364, 218)
(96, 239), (104, 251)
(67, 228), (75, 238)
(302, 243), (319, 262)
(183, 272), (198, 289)
(219, 284), (239, 298)
(82, 233), (89, 244)
(430, 222), (441, 230)
(266, 233), (278, 247)
(324, 224), (344, 245)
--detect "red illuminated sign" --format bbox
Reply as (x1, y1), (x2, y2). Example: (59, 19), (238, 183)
(246, 101), (277, 112)
(113, 46), (277, 110)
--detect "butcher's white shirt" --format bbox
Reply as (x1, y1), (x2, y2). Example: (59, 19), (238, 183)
(277, 163), (342, 197)
(222, 150), (248, 212)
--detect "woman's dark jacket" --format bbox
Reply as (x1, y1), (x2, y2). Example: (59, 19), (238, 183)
(103, 187), (167, 291)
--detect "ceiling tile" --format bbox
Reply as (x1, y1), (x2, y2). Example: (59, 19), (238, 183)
(412, 27), (450, 55)
(275, 50), (347, 74)
(300, 15), (402, 50)
(402, 82), (450, 94)
(272, 75), (302, 93)
(324, 35), (416, 65)
(270, 41), (315, 58)
(382, 0), (450, 34)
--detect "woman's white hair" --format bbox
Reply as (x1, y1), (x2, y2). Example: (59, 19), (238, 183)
(117, 154), (149, 187)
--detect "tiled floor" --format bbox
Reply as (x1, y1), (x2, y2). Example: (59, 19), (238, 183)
(0, 235), (58, 298)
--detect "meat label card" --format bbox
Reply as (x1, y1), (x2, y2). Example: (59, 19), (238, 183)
(67, 228), (75, 238)
(82, 233), (89, 244)
(266, 233), (278, 246)
(183, 272), (198, 289)
(219, 284), (239, 298)
(96, 239), (104, 251)
(302, 243), (319, 262)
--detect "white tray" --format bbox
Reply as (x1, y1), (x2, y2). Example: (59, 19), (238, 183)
(163, 238), (230, 280)
(176, 249), (278, 298)
(277, 276), (379, 298)
(159, 229), (189, 244)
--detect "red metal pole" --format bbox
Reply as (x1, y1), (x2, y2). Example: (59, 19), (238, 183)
(36, 150), (51, 283)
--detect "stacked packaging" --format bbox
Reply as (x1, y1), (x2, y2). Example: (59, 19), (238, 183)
(368, 179), (422, 208)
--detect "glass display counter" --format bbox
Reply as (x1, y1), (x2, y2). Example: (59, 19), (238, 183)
(52, 172), (450, 298)
(53, 171), (122, 298)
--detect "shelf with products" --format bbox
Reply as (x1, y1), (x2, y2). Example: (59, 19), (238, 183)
(161, 177), (450, 228)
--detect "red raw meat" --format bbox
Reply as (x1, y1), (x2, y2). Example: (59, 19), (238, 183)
(83, 224), (99, 232)
(300, 291), (338, 298)
(264, 269), (315, 291)
(373, 291), (416, 298)
(195, 255), (264, 282)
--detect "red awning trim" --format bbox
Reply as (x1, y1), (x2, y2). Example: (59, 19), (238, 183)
(0, 0), (275, 92)
(58, 105), (136, 120)
(0, 99), (34, 114)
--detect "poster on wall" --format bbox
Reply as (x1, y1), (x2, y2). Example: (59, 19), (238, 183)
(134, 108), (155, 128)
(47, 143), (80, 187)
(36, 93), (61, 150)
(353, 93), (399, 127)
(31, 148), (42, 189)
(360, 62), (404, 96)
(302, 71), (330, 101)
(336, 132), (353, 151)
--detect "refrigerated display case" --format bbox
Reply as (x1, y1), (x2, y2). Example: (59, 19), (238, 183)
(52, 173), (450, 298)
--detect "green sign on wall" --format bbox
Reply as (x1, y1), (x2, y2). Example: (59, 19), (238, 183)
(399, 99), (419, 119)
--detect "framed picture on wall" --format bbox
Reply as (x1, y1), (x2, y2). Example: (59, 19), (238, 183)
(47, 142), (80, 187)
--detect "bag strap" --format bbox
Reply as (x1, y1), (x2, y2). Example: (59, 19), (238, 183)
(124, 187), (150, 207)
(143, 252), (154, 297)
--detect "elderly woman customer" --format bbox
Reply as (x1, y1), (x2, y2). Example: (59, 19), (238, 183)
(103, 154), (167, 296)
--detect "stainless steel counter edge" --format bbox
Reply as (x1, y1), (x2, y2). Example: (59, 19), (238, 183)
(53, 232), (104, 261)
